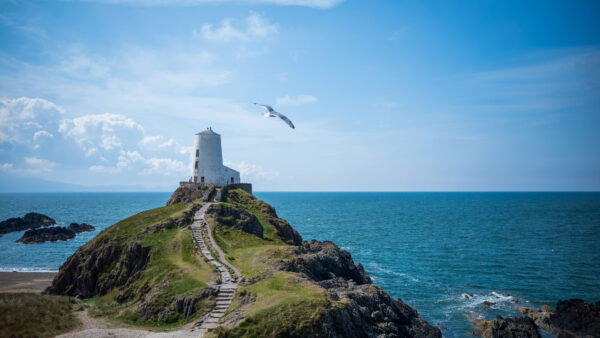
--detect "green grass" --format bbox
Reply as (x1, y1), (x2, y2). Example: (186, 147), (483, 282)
(205, 189), (334, 337)
(87, 201), (214, 329)
(0, 293), (81, 338)
(215, 272), (330, 337)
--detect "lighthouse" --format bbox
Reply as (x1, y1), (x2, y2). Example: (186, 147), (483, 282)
(191, 127), (240, 187)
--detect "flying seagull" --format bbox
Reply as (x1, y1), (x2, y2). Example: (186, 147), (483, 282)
(254, 103), (295, 129)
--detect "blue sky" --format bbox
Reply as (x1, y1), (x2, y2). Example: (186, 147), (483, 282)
(0, 0), (598, 191)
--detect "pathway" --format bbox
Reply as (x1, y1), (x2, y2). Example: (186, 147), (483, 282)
(190, 202), (241, 336)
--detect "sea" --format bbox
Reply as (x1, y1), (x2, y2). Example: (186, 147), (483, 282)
(0, 192), (599, 336)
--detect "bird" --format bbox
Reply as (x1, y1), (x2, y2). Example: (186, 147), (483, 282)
(254, 103), (295, 129)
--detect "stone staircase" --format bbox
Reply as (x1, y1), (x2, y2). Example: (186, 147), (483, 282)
(190, 203), (241, 337)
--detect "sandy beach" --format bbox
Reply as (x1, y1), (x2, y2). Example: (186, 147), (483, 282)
(0, 272), (56, 293)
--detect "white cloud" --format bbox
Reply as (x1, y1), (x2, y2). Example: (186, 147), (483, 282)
(276, 94), (317, 105)
(33, 130), (54, 140)
(139, 135), (175, 148)
(89, 149), (188, 176)
(23, 157), (56, 173)
(195, 12), (277, 42)
(59, 113), (144, 152)
(225, 160), (278, 181)
(0, 163), (13, 170)
(69, 0), (343, 9)
(0, 97), (64, 144)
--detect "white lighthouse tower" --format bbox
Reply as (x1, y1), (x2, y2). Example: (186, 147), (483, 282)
(191, 127), (240, 187)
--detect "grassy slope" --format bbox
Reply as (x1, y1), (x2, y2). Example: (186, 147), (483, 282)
(209, 189), (332, 337)
(0, 293), (81, 338)
(87, 201), (216, 329)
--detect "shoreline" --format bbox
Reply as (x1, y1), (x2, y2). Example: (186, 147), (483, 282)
(0, 271), (56, 293)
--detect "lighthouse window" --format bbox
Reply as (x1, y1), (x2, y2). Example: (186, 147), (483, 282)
(195, 149), (199, 157)
(201, 176), (205, 183)
(231, 177), (234, 183)
(194, 161), (198, 169)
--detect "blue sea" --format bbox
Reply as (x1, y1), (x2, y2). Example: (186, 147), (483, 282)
(1, 192), (599, 336)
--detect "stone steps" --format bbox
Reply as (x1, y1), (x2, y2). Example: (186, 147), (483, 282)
(190, 203), (239, 337)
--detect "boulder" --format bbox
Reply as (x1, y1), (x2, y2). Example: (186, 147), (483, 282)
(473, 315), (540, 338)
(67, 222), (95, 233)
(519, 299), (600, 337)
(0, 212), (56, 235)
(16, 227), (75, 244)
(280, 240), (371, 285)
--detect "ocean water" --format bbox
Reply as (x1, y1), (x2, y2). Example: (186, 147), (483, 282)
(1, 192), (599, 336)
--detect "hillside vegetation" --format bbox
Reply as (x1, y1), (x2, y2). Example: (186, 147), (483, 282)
(0, 293), (80, 337)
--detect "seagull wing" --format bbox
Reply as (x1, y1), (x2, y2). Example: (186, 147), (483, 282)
(254, 102), (274, 113)
(275, 112), (295, 129)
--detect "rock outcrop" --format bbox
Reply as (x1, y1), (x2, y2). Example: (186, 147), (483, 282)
(0, 212), (56, 235)
(206, 204), (263, 238)
(16, 227), (75, 244)
(473, 315), (540, 338)
(276, 239), (440, 337)
(519, 299), (600, 337)
(67, 222), (95, 233)
(280, 240), (371, 285)
(167, 183), (215, 205)
(45, 239), (151, 298)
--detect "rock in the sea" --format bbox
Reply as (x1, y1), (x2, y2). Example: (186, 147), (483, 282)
(16, 227), (75, 244)
(67, 222), (95, 233)
(206, 204), (263, 238)
(518, 299), (600, 337)
(473, 315), (540, 338)
(0, 212), (56, 235)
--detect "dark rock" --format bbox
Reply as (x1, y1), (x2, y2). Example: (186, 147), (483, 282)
(174, 288), (218, 318)
(206, 204), (263, 238)
(473, 315), (540, 338)
(68, 222), (95, 233)
(482, 301), (496, 307)
(549, 299), (600, 337)
(0, 212), (56, 235)
(280, 240), (371, 285)
(519, 299), (600, 337)
(16, 227), (75, 244)
(45, 239), (151, 298)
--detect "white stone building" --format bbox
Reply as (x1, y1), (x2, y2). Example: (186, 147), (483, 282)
(191, 128), (240, 187)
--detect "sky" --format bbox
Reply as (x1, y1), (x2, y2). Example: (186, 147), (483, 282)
(0, 0), (599, 192)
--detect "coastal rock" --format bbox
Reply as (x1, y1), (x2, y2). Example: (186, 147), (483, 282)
(167, 183), (215, 205)
(45, 239), (151, 298)
(67, 222), (95, 233)
(16, 227), (75, 244)
(520, 299), (600, 337)
(0, 212), (56, 235)
(473, 315), (540, 338)
(281, 240), (371, 284)
(206, 204), (263, 238)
